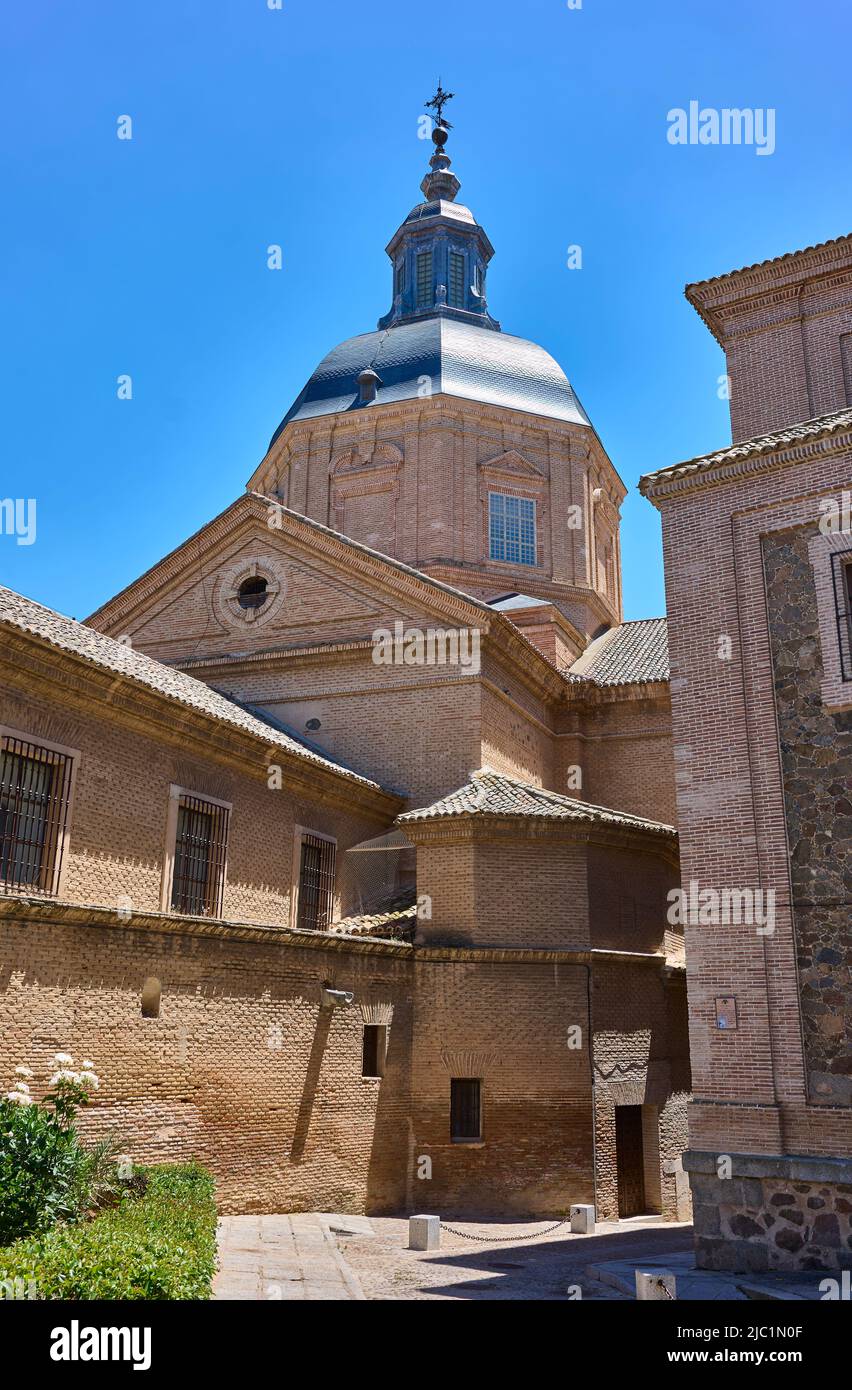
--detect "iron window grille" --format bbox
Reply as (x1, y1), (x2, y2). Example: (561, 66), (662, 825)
(450, 1078), (482, 1141)
(296, 832), (336, 932)
(416, 251), (433, 307)
(488, 492), (537, 566)
(0, 735), (74, 896)
(831, 549), (852, 682)
(449, 252), (465, 308)
(170, 794), (229, 917)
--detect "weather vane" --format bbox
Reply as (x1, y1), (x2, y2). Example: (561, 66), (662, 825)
(425, 80), (454, 130)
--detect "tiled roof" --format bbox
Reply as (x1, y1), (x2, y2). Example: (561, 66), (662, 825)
(272, 318), (592, 439)
(397, 769), (675, 837)
(0, 585), (384, 791)
(685, 232), (852, 294)
(330, 888), (418, 941)
(568, 618), (669, 686)
(640, 408), (852, 490)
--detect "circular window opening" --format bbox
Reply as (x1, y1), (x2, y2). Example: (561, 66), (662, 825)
(237, 576), (269, 610)
(306, 718), (321, 731)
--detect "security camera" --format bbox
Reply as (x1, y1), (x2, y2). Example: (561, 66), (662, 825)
(321, 986), (355, 1009)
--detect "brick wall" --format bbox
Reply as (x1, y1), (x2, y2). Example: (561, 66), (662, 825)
(686, 236), (852, 441)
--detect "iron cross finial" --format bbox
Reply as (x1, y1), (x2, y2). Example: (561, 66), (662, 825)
(425, 80), (454, 130)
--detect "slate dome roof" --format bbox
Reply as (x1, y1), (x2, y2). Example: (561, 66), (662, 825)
(271, 317), (592, 445)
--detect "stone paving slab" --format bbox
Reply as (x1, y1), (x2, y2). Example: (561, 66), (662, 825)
(587, 1249), (832, 1301)
(334, 1214), (694, 1301)
(213, 1214), (365, 1301)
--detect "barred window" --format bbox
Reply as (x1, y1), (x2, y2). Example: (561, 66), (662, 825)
(416, 251), (433, 307)
(488, 492), (537, 566)
(449, 252), (465, 308)
(170, 793), (229, 917)
(296, 831), (336, 932)
(832, 550), (852, 681)
(0, 735), (74, 896)
(450, 1078), (482, 1141)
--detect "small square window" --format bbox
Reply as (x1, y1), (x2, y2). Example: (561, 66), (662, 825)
(450, 1078), (482, 1141)
(362, 1025), (387, 1078)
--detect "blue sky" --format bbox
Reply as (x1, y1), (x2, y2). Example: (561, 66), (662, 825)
(2, 0), (851, 621)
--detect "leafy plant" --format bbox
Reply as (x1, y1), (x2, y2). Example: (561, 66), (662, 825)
(0, 1099), (90, 1244)
(0, 1052), (109, 1245)
(0, 1164), (218, 1300)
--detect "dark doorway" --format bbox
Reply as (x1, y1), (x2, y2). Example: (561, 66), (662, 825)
(615, 1105), (646, 1217)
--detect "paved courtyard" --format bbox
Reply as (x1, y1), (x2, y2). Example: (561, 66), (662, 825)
(214, 1212), (694, 1301)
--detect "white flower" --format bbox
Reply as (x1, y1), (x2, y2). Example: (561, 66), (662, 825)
(13, 1081), (30, 1094)
(49, 1069), (80, 1087)
(14, 1065), (33, 1079)
(78, 1070), (100, 1090)
(81, 1060), (94, 1071)
(54, 1052), (74, 1067)
(5, 1090), (33, 1106)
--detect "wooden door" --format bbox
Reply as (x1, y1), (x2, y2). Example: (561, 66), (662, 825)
(615, 1105), (646, 1218)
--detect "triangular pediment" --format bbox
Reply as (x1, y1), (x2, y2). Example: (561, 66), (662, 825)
(86, 494), (485, 667)
(478, 449), (544, 479)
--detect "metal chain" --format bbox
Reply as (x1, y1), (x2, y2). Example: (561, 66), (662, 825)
(439, 1219), (570, 1243)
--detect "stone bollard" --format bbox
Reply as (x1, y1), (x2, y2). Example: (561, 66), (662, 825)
(570, 1204), (596, 1234)
(409, 1215), (441, 1251)
(636, 1270), (677, 1301)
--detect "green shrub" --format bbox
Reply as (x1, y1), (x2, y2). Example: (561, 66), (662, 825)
(0, 1163), (217, 1301)
(1, 1052), (107, 1245)
(0, 1100), (91, 1244)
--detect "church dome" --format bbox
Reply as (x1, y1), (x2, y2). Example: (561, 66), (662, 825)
(270, 94), (592, 447)
(271, 317), (592, 444)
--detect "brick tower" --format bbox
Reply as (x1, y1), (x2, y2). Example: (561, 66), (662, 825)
(642, 234), (852, 1273)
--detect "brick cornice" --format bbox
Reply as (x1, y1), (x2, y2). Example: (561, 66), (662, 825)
(685, 233), (852, 343)
(399, 813), (678, 863)
(0, 897), (678, 969)
(640, 414), (852, 507)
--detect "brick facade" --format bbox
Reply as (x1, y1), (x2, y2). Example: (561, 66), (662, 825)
(643, 237), (852, 1271)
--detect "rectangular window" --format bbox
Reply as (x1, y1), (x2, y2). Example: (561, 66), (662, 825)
(395, 260), (406, 296)
(362, 1025), (387, 1078)
(0, 735), (74, 896)
(170, 793), (229, 917)
(416, 251), (433, 307)
(296, 831), (336, 931)
(830, 550), (852, 682)
(449, 252), (465, 308)
(488, 492), (537, 566)
(450, 1078), (482, 1141)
